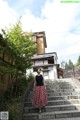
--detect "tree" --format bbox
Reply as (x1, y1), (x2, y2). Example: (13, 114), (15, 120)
(61, 61), (66, 68)
(68, 59), (73, 69)
(65, 59), (73, 70)
(65, 62), (69, 70)
(2, 20), (37, 73)
(77, 56), (80, 66)
(0, 20), (37, 97)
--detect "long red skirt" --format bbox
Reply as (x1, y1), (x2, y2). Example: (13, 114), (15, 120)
(32, 86), (48, 108)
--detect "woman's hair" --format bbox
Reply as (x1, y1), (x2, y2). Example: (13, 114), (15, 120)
(36, 68), (41, 72)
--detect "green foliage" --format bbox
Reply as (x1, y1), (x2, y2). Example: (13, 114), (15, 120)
(3, 77), (28, 100)
(65, 62), (68, 70)
(77, 56), (80, 66)
(0, 73), (34, 120)
(65, 59), (73, 70)
(13, 77), (28, 96)
(8, 102), (21, 120)
(1, 20), (37, 72)
(0, 20), (36, 120)
(27, 72), (35, 81)
(68, 59), (73, 69)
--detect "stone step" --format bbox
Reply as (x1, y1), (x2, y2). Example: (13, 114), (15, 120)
(47, 92), (80, 96)
(48, 95), (80, 101)
(45, 80), (73, 85)
(23, 110), (80, 120)
(23, 78), (80, 120)
(24, 104), (80, 113)
(46, 85), (72, 88)
(24, 99), (80, 107)
(41, 117), (80, 120)
(26, 89), (80, 99)
(46, 83), (72, 85)
(48, 99), (80, 105)
(45, 80), (76, 84)
(46, 86), (77, 90)
(26, 92), (80, 101)
(26, 94), (80, 102)
(26, 88), (77, 94)
(47, 88), (80, 93)
(46, 82), (73, 85)
(47, 89), (74, 93)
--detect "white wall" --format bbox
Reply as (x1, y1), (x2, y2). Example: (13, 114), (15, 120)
(48, 66), (53, 70)
(47, 66), (58, 80)
(54, 54), (57, 64)
(53, 66), (58, 79)
(44, 60), (48, 65)
(43, 71), (49, 80)
(44, 76), (49, 79)
(26, 65), (58, 80)
(49, 70), (54, 79)
(35, 60), (43, 65)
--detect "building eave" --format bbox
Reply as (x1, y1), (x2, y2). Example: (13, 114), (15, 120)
(38, 52), (57, 55)
(32, 56), (54, 60)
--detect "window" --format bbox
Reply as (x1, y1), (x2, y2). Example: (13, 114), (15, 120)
(48, 59), (54, 64)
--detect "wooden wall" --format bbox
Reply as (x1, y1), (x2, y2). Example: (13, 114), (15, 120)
(32, 32), (47, 54)
(0, 41), (16, 94)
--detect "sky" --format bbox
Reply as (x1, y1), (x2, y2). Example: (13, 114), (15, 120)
(0, 0), (80, 65)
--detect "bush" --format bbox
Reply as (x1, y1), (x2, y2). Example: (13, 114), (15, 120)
(27, 73), (34, 81)
(0, 74), (34, 120)
(8, 101), (21, 120)
(13, 77), (28, 96)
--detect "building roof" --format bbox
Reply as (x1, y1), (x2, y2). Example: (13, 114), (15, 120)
(32, 52), (58, 60)
(38, 52), (57, 55)
(32, 55), (54, 60)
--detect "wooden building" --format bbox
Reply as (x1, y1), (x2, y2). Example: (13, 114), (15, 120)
(0, 35), (16, 93)
(23, 31), (47, 54)
(32, 31), (47, 54)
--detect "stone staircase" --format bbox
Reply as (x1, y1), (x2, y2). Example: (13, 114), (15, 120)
(22, 78), (80, 120)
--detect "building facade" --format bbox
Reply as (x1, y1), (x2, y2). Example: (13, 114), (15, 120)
(23, 31), (47, 54)
(32, 52), (58, 79)
(32, 31), (47, 54)
(26, 31), (63, 80)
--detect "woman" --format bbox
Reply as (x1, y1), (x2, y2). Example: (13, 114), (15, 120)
(32, 68), (48, 113)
